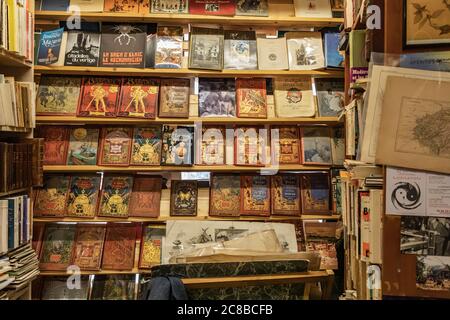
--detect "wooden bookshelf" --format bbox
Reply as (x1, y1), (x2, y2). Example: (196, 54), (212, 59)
(0, 188), (29, 198)
(0, 48), (32, 69)
(0, 126), (32, 133)
(38, 269), (150, 276)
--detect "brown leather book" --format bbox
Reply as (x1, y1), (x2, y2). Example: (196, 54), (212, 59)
(129, 176), (162, 218)
(101, 223), (137, 271)
(71, 225), (106, 270)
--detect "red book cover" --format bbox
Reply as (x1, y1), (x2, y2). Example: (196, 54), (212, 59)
(189, 0), (236, 15)
(76, 77), (121, 118)
(71, 225), (106, 271)
(98, 127), (133, 166)
(129, 176), (162, 218)
(236, 78), (267, 118)
(40, 126), (69, 165)
(101, 223), (137, 271)
(117, 78), (159, 119)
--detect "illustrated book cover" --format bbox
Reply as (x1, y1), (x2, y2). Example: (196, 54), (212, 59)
(301, 126), (332, 165)
(158, 78), (190, 118)
(300, 173), (330, 214)
(66, 127), (100, 165)
(91, 275), (136, 300)
(240, 175), (270, 216)
(324, 32), (344, 68)
(66, 175), (101, 218)
(151, 0), (188, 13)
(98, 127), (133, 166)
(155, 26), (183, 69)
(71, 225), (106, 270)
(104, 0), (148, 13)
(170, 180), (198, 216)
(64, 30), (100, 66)
(36, 76), (81, 115)
(37, 27), (64, 66)
(256, 37), (288, 70)
(234, 126), (267, 166)
(40, 126), (69, 165)
(286, 32), (325, 71)
(273, 78), (314, 117)
(236, 78), (267, 118)
(101, 224), (137, 270)
(98, 176), (134, 218)
(235, 0), (268, 16)
(40, 276), (90, 300)
(161, 125), (194, 165)
(271, 175), (301, 216)
(330, 126), (345, 166)
(189, 0), (235, 15)
(76, 77), (121, 118)
(271, 126), (301, 164)
(223, 30), (257, 70)
(129, 176), (162, 218)
(198, 78), (236, 117)
(209, 174), (241, 217)
(189, 27), (224, 70)
(293, 0), (332, 18)
(117, 78), (159, 119)
(39, 224), (76, 271)
(34, 175), (70, 217)
(315, 78), (344, 117)
(198, 125), (226, 165)
(139, 225), (165, 268)
(130, 126), (162, 165)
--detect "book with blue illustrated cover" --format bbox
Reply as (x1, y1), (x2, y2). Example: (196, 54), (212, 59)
(40, 0), (70, 11)
(37, 28), (64, 65)
(324, 32), (344, 68)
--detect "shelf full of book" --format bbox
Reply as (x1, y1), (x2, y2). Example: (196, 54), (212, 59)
(0, 48), (32, 69)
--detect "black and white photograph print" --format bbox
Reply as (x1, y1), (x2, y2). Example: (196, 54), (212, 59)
(315, 78), (345, 117)
(416, 255), (450, 291)
(301, 126), (332, 165)
(64, 31), (100, 66)
(199, 78), (236, 117)
(189, 28), (224, 70)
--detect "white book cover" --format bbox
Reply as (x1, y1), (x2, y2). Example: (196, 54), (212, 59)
(286, 32), (325, 70)
(256, 37), (288, 70)
(0, 200), (8, 255)
(69, 0), (104, 12)
(293, 0), (332, 18)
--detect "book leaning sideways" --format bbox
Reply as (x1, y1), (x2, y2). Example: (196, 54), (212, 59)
(36, 27), (64, 66)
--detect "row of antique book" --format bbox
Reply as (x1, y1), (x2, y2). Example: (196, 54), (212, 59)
(38, 125), (345, 167)
(37, 22), (343, 71)
(33, 223), (164, 271)
(0, 76), (34, 129)
(33, 173), (332, 218)
(36, 75), (344, 119)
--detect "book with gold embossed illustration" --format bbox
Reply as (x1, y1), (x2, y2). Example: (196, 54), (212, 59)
(71, 225), (106, 270)
(170, 180), (198, 216)
(271, 174), (301, 216)
(98, 175), (134, 218)
(34, 175), (71, 217)
(209, 174), (240, 217)
(117, 78), (159, 119)
(139, 225), (165, 268)
(77, 77), (121, 118)
(101, 224), (137, 270)
(271, 126), (301, 164)
(130, 126), (161, 166)
(240, 175), (270, 216)
(66, 175), (101, 218)
(98, 127), (133, 166)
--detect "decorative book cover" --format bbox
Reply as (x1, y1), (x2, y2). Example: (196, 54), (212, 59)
(76, 77), (121, 118)
(324, 32), (344, 68)
(64, 30), (100, 66)
(101, 224), (137, 270)
(273, 78), (314, 117)
(161, 125), (194, 165)
(40, 126), (69, 165)
(40, 225), (76, 271)
(256, 37), (289, 70)
(98, 127), (133, 166)
(117, 78), (159, 119)
(314, 78), (345, 117)
(293, 0), (332, 18)
(131, 126), (162, 165)
(91, 275), (136, 300)
(271, 175), (301, 216)
(271, 126), (301, 164)
(36, 76), (81, 115)
(104, 0), (148, 13)
(98, 176), (133, 217)
(32, 224), (45, 259)
(189, 0), (235, 15)
(235, 0), (268, 16)
(99, 23), (146, 68)
(223, 30), (257, 70)
(189, 27), (224, 70)
(300, 173), (330, 214)
(67, 176), (101, 218)
(286, 32), (325, 70)
(41, 276), (90, 300)
(199, 126), (225, 165)
(240, 175), (270, 216)
(198, 78), (236, 117)
(129, 176), (162, 217)
(151, 0), (188, 13)
(159, 78), (190, 118)
(234, 126), (267, 166)
(66, 127), (100, 165)
(34, 175), (70, 217)
(301, 126), (332, 165)
(170, 180), (198, 216)
(139, 225), (165, 268)
(71, 225), (106, 270)
(155, 26), (183, 69)
(37, 27), (64, 65)
(209, 174), (240, 217)
(236, 78), (267, 118)
(331, 126), (345, 165)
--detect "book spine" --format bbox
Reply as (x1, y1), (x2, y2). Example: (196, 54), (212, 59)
(7, 198), (14, 249)
(14, 195), (19, 248)
(0, 200), (8, 254)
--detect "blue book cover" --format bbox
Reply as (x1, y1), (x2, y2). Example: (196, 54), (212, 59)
(22, 196), (28, 244)
(324, 33), (344, 68)
(7, 198), (14, 250)
(41, 0), (69, 11)
(37, 27), (64, 65)
(400, 52), (450, 72)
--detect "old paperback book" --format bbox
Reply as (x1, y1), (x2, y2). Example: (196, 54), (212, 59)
(117, 78), (159, 119)
(161, 125), (194, 165)
(158, 78), (190, 118)
(240, 175), (270, 216)
(129, 176), (162, 218)
(151, 0), (188, 13)
(40, 126), (69, 165)
(130, 126), (162, 165)
(235, 0), (268, 16)
(66, 127), (100, 165)
(34, 175), (70, 217)
(66, 175), (101, 218)
(315, 78), (345, 117)
(39, 224), (76, 271)
(234, 126), (267, 166)
(199, 78), (236, 117)
(273, 78), (314, 117)
(256, 37), (288, 70)
(223, 30), (257, 70)
(293, 0), (332, 18)
(98, 176), (134, 218)
(104, 0), (148, 12)
(209, 174), (240, 217)
(198, 126), (225, 165)
(189, 27), (224, 70)
(189, 0), (235, 15)
(236, 78), (267, 118)
(76, 77), (121, 118)
(170, 180), (198, 216)
(139, 225), (165, 268)
(71, 225), (106, 270)
(301, 126), (332, 165)
(98, 127), (133, 166)
(155, 26), (183, 69)
(36, 76), (81, 115)
(271, 175), (301, 216)
(300, 173), (330, 214)
(271, 126), (300, 164)
(101, 224), (137, 270)
(64, 30), (100, 67)
(70, 0), (104, 11)
(91, 275), (136, 300)
(286, 32), (325, 70)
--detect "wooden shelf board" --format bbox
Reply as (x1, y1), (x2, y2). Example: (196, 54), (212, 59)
(34, 65), (345, 78)
(0, 48), (32, 68)
(0, 126), (31, 133)
(38, 269), (150, 276)
(0, 188), (29, 198)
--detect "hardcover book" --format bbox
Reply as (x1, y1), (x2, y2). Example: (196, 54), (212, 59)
(256, 37), (288, 70)
(117, 78), (159, 119)
(300, 173), (330, 214)
(235, 0), (268, 16)
(129, 176), (162, 217)
(330, 126), (345, 165)
(199, 126), (225, 165)
(101, 224), (137, 270)
(151, 0), (188, 13)
(64, 30), (101, 67)
(161, 125), (194, 165)
(66, 176), (101, 218)
(36, 76), (81, 115)
(39, 225), (76, 271)
(77, 77), (121, 118)
(130, 126), (162, 165)
(158, 78), (190, 118)
(40, 126), (69, 165)
(236, 78), (267, 118)
(34, 175), (70, 217)
(234, 126), (267, 166)
(145, 25), (158, 68)
(324, 32), (344, 68)
(273, 78), (314, 117)
(66, 127), (100, 165)
(98, 176), (134, 218)
(240, 175), (270, 216)
(314, 78), (345, 117)
(286, 32), (325, 71)
(271, 126), (301, 164)
(170, 180), (198, 216)
(91, 275), (136, 300)
(99, 23), (147, 68)
(293, 0), (332, 18)
(40, 0), (70, 11)
(71, 225), (106, 270)
(155, 26), (183, 69)
(223, 30), (257, 70)
(37, 27), (64, 66)
(104, 0), (148, 12)
(41, 276), (90, 300)
(198, 78), (236, 117)
(189, 27), (224, 70)
(209, 174), (240, 217)
(271, 175), (301, 216)
(70, 0), (104, 11)
(189, 0), (235, 15)
(139, 225), (165, 268)
(98, 127), (133, 166)
(301, 126), (332, 165)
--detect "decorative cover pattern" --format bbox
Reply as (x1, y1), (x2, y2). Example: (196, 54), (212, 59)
(273, 78), (314, 117)
(36, 76), (81, 115)
(98, 127), (133, 166)
(66, 176), (101, 218)
(139, 225), (165, 268)
(151, 0), (188, 13)
(271, 175), (301, 216)
(240, 175), (270, 216)
(235, 0), (268, 16)
(199, 126), (225, 165)
(223, 31), (257, 70)
(271, 126), (301, 164)
(71, 225), (106, 270)
(98, 176), (134, 217)
(117, 78), (159, 119)
(101, 224), (137, 270)
(209, 174), (240, 217)
(104, 0), (148, 12)
(236, 78), (267, 118)
(41, 126), (69, 165)
(130, 126), (162, 165)
(129, 176), (162, 217)
(161, 125), (194, 165)
(66, 127), (99, 165)
(300, 173), (330, 214)
(39, 224), (76, 271)
(34, 175), (70, 217)
(158, 78), (190, 117)
(77, 77), (121, 117)
(234, 126), (266, 166)
(170, 180), (198, 216)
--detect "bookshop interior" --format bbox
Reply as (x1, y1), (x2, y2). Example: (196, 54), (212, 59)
(0, 0), (449, 301)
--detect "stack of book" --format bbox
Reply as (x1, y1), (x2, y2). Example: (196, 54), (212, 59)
(0, 256), (14, 292)
(0, 76), (35, 129)
(5, 244), (39, 291)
